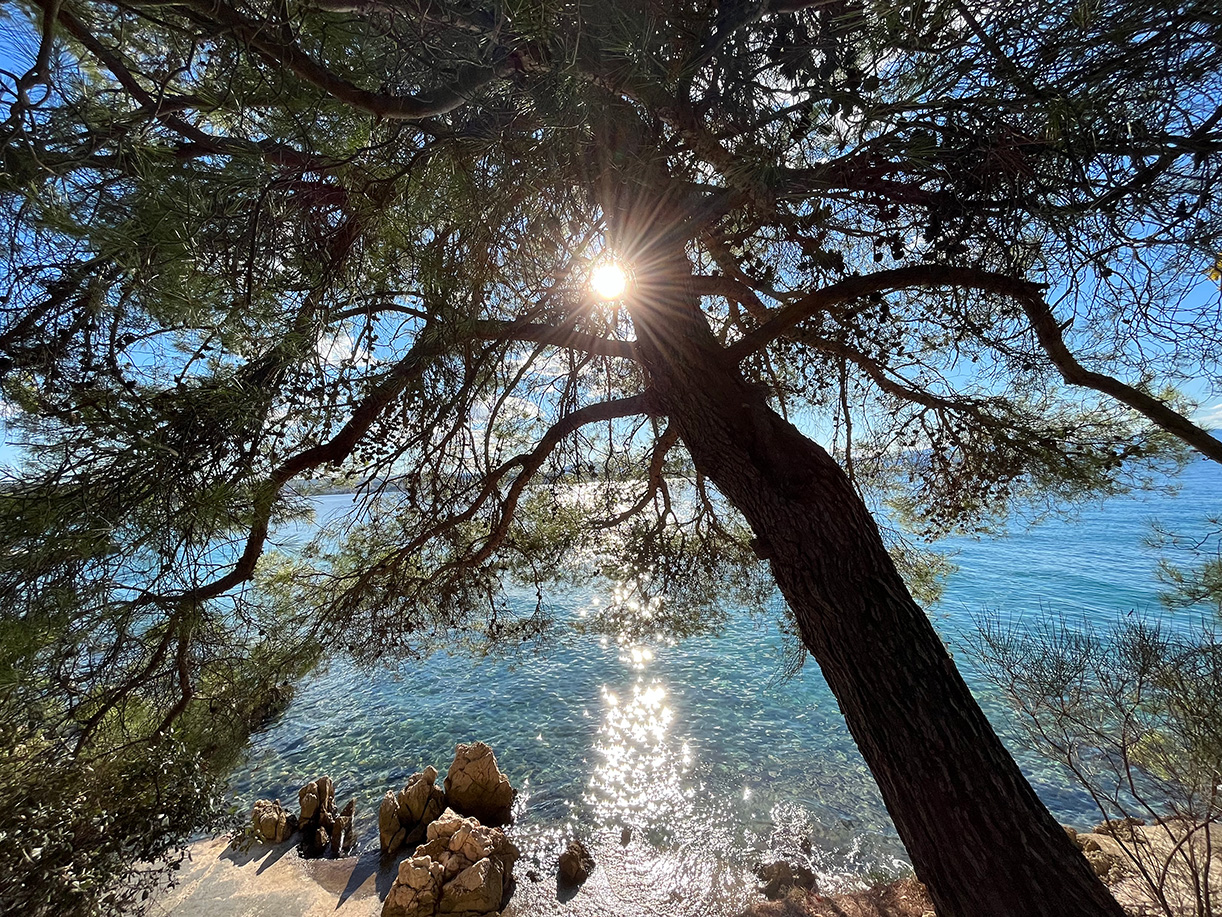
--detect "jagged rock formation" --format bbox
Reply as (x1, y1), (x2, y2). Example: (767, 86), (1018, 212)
(297, 776), (356, 857)
(443, 742), (516, 827)
(379, 765), (446, 856)
(381, 809), (520, 917)
(250, 799), (297, 844)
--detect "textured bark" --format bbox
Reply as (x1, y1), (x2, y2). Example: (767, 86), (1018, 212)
(624, 257), (1127, 917)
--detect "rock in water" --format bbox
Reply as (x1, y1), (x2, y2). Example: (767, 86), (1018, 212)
(250, 799), (297, 844)
(379, 791), (405, 854)
(299, 776), (331, 823)
(443, 742), (516, 827)
(331, 799), (356, 856)
(755, 860), (819, 900)
(444, 857), (502, 914)
(557, 839), (594, 887)
(379, 765), (445, 856)
(401, 767), (440, 822)
(297, 776), (348, 858)
(381, 809), (520, 917)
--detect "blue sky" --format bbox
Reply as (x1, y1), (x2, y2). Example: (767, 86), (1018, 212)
(0, 7), (34, 82)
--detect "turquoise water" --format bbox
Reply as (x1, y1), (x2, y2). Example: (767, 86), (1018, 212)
(231, 458), (1221, 900)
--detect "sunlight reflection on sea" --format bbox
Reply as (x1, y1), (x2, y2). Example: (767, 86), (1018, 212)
(231, 460), (1221, 914)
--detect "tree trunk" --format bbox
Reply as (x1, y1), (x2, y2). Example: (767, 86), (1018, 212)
(625, 261), (1126, 917)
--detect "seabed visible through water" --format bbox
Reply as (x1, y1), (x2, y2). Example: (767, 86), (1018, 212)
(189, 461), (1221, 917)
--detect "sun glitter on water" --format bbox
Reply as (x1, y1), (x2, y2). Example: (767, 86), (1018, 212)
(590, 261), (629, 299)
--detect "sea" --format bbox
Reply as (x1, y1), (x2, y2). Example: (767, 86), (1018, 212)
(228, 457), (1221, 912)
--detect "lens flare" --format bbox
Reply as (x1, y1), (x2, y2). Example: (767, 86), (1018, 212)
(590, 262), (629, 299)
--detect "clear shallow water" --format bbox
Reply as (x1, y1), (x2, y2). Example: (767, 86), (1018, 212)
(230, 459), (1221, 907)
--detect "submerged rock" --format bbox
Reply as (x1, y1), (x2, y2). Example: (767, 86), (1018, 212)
(381, 809), (520, 917)
(557, 838), (594, 888)
(251, 799), (297, 844)
(755, 859), (819, 900)
(248, 681), (294, 730)
(444, 742), (516, 827)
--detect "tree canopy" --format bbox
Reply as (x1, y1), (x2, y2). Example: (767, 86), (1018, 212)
(1, 0), (1220, 915)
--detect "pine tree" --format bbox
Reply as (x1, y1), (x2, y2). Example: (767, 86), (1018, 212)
(2, 1), (1220, 913)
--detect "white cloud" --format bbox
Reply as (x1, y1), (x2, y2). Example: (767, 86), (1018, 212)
(315, 331), (369, 367)
(1194, 402), (1222, 430)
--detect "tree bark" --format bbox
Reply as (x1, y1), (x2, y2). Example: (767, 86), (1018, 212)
(625, 257), (1127, 917)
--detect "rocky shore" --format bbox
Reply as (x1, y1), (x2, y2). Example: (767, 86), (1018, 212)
(237, 742), (523, 917)
(156, 739), (782, 917)
(154, 742), (1213, 917)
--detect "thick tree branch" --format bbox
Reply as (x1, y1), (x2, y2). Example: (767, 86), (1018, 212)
(74, 616), (178, 751)
(151, 623), (195, 739)
(463, 392), (655, 567)
(302, 0), (495, 33)
(162, 0), (513, 120)
(690, 271), (773, 321)
(726, 264), (1222, 465)
(775, 160), (946, 209)
(1019, 295), (1222, 465)
(724, 266), (969, 359)
(40, 1), (337, 169)
(1, 0), (59, 131)
(138, 330), (451, 607)
(140, 312), (642, 615)
(345, 391), (656, 594)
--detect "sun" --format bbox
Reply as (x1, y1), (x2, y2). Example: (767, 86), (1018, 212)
(590, 262), (629, 299)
